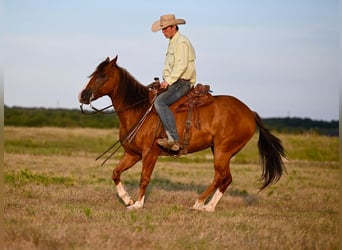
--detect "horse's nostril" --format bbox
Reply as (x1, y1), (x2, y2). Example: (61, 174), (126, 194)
(79, 89), (93, 104)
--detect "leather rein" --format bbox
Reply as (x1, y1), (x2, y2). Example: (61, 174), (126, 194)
(79, 97), (150, 115)
(80, 94), (158, 166)
(80, 78), (162, 115)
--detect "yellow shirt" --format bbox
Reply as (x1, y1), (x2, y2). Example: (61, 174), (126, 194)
(163, 32), (196, 85)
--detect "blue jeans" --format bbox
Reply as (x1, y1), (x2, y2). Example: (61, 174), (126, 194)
(154, 79), (191, 142)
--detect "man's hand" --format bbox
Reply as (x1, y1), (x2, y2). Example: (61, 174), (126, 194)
(160, 81), (169, 89)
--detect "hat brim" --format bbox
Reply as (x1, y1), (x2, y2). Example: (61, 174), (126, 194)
(151, 19), (186, 32)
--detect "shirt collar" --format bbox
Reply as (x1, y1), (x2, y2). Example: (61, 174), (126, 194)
(169, 31), (180, 44)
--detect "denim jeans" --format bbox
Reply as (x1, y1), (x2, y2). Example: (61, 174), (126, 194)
(154, 79), (191, 142)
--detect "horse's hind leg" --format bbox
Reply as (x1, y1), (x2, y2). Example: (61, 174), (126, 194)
(203, 161), (232, 212)
(112, 152), (141, 206)
(192, 149), (231, 212)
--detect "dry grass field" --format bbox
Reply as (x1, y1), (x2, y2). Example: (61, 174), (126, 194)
(4, 127), (339, 249)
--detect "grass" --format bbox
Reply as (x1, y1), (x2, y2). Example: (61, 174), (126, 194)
(5, 169), (75, 187)
(3, 127), (339, 249)
(4, 127), (118, 156)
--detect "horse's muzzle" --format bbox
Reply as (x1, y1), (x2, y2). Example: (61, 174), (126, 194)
(79, 89), (93, 104)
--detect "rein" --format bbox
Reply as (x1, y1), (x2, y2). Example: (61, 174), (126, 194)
(81, 94), (157, 166)
(80, 103), (114, 115)
(80, 97), (150, 115)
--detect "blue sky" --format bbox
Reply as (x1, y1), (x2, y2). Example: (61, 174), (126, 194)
(4, 0), (339, 120)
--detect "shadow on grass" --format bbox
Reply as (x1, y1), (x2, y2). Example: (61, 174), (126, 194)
(123, 177), (256, 205)
(124, 177), (207, 194)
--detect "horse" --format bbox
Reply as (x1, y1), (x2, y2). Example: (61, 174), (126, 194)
(78, 56), (286, 212)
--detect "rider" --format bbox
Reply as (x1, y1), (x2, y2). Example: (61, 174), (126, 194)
(151, 14), (196, 151)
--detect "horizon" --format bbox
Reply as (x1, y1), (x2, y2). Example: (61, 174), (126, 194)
(3, 104), (338, 122)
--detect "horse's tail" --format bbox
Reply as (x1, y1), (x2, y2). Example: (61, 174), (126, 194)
(254, 112), (287, 190)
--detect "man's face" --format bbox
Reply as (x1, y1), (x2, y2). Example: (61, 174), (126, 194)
(162, 25), (177, 39)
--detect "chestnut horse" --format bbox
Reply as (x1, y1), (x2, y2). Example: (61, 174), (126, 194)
(79, 56), (286, 212)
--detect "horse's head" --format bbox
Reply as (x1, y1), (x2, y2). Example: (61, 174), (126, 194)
(79, 56), (119, 104)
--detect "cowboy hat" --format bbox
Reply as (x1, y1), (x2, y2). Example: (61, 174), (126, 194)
(151, 14), (186, 32)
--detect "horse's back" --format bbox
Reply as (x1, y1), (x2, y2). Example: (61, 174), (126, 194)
(172, 94), (257, 153)
(217, 95), (254, 115)
(210, 95), (256, 134)
(173, 93), (256, 130)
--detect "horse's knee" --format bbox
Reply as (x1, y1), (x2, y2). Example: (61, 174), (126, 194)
(220, 174), (232, 192)
(225, 173), (232, 184)
(215, 171), (231, 186)
(112, 168), (120, 184)
(140, 176), (151, 188)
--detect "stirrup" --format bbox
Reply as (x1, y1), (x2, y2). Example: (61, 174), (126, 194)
(157, 138), (180, 152)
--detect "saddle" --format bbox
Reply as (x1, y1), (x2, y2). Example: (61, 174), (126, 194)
(176, 83), (213, 154)
(148, 78), (213, 113)
(175, 83), (213, 113)
(148, 78), (214, 155)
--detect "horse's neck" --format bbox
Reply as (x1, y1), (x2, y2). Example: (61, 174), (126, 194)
(110, 75), (148, 131)
(109, 86), (149, 113)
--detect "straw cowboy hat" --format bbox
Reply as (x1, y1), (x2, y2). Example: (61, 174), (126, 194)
(151, 14), (186, 32)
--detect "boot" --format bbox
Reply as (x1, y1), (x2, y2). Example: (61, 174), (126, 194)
(157, 138), (180, 151)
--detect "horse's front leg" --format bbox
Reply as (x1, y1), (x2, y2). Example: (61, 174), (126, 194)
(112, 151), (141, 206)
(127, 150), (159, 210)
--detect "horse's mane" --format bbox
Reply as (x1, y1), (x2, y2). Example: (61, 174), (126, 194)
(89, 59), (150, 111)
(117, 66), (150, 110)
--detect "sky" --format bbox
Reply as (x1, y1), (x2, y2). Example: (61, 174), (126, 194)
(3, 0), (340, 121)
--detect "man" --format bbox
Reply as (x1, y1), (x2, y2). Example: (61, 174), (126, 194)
(151, 14), (196, 151)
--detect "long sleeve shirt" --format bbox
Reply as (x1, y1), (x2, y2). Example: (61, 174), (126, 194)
(163, 32), (196, 85)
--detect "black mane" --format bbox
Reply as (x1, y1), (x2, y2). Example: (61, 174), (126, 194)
(117, 66), (150, 110)
(89, 58), (150, 111)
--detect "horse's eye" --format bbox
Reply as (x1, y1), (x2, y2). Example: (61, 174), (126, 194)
(96, 74), (107, 84)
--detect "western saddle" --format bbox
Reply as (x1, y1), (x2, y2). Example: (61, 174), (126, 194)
(148, 78), (213, 155)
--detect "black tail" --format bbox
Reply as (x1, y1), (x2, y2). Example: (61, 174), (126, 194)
(255, 113), (287, 190)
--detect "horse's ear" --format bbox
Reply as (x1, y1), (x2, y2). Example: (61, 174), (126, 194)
(111, 55), (118, 65)
(105, 57), (110, 62)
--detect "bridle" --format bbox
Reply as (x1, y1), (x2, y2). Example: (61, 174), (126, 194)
(80, 102), (114, 115)
(80, 77), (162, 115)
(79, 97), (150, 115)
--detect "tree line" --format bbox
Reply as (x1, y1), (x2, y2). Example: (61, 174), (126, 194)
(4, 106), (339, 136)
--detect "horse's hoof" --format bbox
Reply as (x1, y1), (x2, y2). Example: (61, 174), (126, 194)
(127, 199), (134, 206)
(190, 205), (215, 212)
(126, 197), (145, 210)
(203, 205), (215, 212)
(190, 206), (202, 212)
(191, 200), (205, 211)
(126, 205), (138, 211)
(126, 203), (143, 211)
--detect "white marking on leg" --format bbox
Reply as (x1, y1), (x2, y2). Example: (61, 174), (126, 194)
(116, 182), (133, 206)
(127, 196), (145, 210)
(192, 199), (205, 211)
(204, 189), (223, 212)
